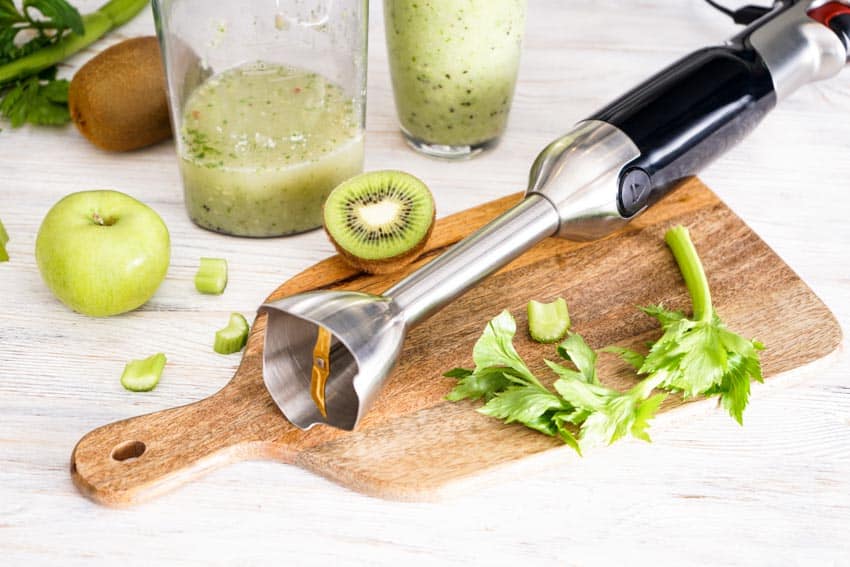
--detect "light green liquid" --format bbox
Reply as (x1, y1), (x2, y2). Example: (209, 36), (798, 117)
(384, 0), (526, 148)
(179, 62), (364, 237)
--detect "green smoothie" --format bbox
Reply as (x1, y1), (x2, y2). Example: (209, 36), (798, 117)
(384, 0), (526, 153)
(179, 62), (364, 237)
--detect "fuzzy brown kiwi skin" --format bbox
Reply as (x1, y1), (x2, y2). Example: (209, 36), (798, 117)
(69, 37), (172, 152)
(326, 208), (436, 275)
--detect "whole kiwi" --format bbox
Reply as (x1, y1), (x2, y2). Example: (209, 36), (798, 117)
(69, 36), (172, 152)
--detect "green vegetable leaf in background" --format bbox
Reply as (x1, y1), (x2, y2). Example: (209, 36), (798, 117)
(0, 67), (69, 126)
(0, 0), (84, 127)
(0, 0), (83, 65)
(0, 0), (25, 25)
(22, 0), (85, 35)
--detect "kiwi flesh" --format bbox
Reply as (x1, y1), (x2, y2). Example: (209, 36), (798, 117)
(69, 37), (172, 152)
(323, 170), (436, 275)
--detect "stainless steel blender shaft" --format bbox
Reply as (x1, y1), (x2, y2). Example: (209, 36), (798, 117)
(259, 121), (641, 431)
(387, 120), (642, 325)
(386, 196), (558, 327)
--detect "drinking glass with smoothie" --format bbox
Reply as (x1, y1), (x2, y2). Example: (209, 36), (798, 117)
(154, 0), (367, 236)
(384, 0), (527, 159)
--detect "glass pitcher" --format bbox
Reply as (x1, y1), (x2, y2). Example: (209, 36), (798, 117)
(154, 0), (368, 237)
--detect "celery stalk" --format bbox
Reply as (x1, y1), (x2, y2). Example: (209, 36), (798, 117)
(527, 298), (570, 343)
(214, 313), (249, 355)
(0, 218), (8, 262)
(120, 352), (166, 392)
(195, 257), (228, 295)
(664, 225), (713, 323)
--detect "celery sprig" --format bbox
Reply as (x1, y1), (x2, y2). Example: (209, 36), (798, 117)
(445, 225), (765, 454)
(626, 226), (764, 424)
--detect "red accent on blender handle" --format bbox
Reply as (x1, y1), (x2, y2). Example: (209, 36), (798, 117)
(808, 1), (850, 25)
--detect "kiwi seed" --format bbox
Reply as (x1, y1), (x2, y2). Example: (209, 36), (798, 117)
(323, 170), (436, 275)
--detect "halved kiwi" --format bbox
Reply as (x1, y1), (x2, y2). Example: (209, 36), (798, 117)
(323, 170), (436, 274)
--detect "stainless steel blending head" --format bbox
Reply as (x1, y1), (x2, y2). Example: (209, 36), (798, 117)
(260, 0), (850, 430)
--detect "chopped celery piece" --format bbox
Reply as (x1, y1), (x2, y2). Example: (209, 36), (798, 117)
(527, 298), (570, 343)
(120, 353), (167, 392)
(214, 312), (249, 354)
(0, 218), (8, 262)
(195, 257), (228, 295)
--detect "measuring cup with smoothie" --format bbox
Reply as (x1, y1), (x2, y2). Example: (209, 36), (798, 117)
(384, 0), (527, 159)
(154, 0), (368, 236)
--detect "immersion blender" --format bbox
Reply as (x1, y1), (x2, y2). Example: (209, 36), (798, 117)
(260, 0), (850, 430)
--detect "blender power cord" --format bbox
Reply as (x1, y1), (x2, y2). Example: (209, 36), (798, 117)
(704, 0), (773, 25)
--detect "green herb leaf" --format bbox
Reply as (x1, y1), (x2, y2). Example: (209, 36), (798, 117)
(0, 0), (25, 26)
(443, 367), (472, 379)
(553, 333), (667, 448)
(0, 0), (83, 67)
(478, 386), (567, 435)
(446, 310), (542, 403)
(601, 345), (645, 371)
(0, 70), (69, 126)
(1, 0), (148, 90)
(579, 391), (667, 447)
(556, 332), (598, 383)
(23, 0), (84, 35)
(640, 304), (685, 329)
(445, 367), (512, 402)
(471, 310), (537, 383)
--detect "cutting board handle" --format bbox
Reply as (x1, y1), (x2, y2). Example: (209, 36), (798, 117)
(70, 385), (280, 506)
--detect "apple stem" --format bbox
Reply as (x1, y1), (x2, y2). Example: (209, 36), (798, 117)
(91, 212), (116, 226)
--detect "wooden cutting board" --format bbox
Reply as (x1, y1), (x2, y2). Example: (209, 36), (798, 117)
(71, 178), (842, 506)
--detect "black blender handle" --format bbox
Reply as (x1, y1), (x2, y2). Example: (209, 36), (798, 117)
(589, 43), (776, 217)
(595, 0), (850, 218)
(828, 14), (850, 49)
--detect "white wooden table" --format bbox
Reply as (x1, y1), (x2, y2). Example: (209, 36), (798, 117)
(2, 1), (849, 564)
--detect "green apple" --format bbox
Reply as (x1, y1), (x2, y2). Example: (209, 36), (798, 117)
(36, 190), (170, 317)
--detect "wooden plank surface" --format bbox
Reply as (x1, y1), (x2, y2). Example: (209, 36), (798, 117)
(69, 178), (841, 505)
(2, 1), (850, 565)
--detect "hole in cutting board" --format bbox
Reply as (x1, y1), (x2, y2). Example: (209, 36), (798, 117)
(111, 440), (146, 462)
